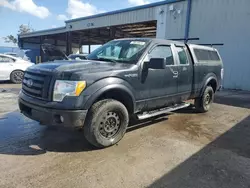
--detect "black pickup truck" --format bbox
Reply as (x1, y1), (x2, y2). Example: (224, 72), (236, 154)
(19, 38), (223, 148)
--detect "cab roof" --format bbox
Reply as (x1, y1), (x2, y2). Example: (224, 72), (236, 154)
(114, 38), (187, 46)
(113, 38), (218, 51)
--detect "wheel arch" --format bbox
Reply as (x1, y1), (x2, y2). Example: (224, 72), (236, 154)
(10, 69), (24, 75)
(83, 84), (136, 114)
(200, 74), (218, 97)
(10, 69), (25, 82)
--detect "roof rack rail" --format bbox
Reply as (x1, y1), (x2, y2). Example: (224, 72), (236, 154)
(169, 38), (200, 42)
(198, 43), (224, 47)
(168, 38), (224, 47)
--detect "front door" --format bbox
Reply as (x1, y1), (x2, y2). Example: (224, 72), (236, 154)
(141, 45), (178, 110)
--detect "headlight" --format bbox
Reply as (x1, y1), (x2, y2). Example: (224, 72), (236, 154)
(53, 80), (86, 102)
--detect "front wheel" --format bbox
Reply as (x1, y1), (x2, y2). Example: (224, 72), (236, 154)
(84, 99), (129, 148)
(10, 70), (24, 84)
(195, 86), (214, 113)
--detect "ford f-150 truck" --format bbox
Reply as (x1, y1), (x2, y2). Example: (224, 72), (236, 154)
(19, 38), (223, 148)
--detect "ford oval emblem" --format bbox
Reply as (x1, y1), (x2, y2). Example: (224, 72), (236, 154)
(26, 79), (33, 87)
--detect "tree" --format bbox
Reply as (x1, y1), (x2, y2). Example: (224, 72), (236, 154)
(4, 24), (34, 45)
(18, 24), (34, 34)
(3, 35), (18, 45)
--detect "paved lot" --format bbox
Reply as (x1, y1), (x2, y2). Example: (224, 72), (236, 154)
(0, 85), (250, 188)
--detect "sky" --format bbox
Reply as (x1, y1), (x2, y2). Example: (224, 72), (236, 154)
(0, 0), (161, 47)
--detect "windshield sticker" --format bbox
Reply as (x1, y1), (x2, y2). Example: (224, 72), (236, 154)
(130, 41), (146, 45)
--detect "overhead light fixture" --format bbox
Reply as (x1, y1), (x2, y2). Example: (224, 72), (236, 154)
(158, 7), (164, 14)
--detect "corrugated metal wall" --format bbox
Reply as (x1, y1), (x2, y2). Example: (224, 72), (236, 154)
(156, 1), (187, 39)
(164, 1), (187, 39)
(68, 7), (156, 31)
(67, 1), (188, 39)
(189, 0), (250, 90)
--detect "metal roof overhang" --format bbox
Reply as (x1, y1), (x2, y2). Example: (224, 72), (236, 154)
(18, 0), (185, 49)
(65, 0), (184, 23)
(71, 21), (157, 45)
(19, 21), (157, 46)
(19, 27), (67, 38)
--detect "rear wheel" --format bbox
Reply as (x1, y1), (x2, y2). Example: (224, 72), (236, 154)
(10, 70), (24, 84)
(84, 99), (129, 148)
(195, 86), (214, 113)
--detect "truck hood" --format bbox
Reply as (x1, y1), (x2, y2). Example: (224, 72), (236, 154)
(27, 60), (134, 74)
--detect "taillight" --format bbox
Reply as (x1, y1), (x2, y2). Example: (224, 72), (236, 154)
(221, 68), (224, 79)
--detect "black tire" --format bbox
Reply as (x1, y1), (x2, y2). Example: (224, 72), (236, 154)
(84, 99), (129, 148)
(10, 70), (24, 84)
(195, 86), (214, 113)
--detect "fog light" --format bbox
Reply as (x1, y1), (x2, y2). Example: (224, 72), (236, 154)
(54, 114), (64, 123)
(60, 115), (64, 123)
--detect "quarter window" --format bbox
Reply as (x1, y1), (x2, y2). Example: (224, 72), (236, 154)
(149, 46), (174, 65)
(176, 46), (188, 65)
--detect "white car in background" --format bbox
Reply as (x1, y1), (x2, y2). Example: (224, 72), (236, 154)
(0, 54), (33, 83)
(4, 52), (19, 57)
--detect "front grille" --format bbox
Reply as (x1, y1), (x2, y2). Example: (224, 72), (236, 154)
(22, 71), (52, 100)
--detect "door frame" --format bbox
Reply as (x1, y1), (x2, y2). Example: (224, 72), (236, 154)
(137, 42), (181, 109)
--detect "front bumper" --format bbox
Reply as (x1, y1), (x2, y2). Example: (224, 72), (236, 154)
(19, 98), (88, 128)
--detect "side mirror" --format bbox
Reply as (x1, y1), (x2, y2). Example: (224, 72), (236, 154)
(148, 58), (165, 69)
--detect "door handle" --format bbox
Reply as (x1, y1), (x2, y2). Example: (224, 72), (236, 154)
(173, 71), (178, 78)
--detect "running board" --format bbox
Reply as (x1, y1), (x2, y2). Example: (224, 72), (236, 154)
(137, 103), (190, 120)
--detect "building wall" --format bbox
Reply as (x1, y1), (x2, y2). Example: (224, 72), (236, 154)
(188, 0), (250, 90)
(20, 27), (66, 38)
(22, 43), (40, 63)
(22, 43), (40, 49)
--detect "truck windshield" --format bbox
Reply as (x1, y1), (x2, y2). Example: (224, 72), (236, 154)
(87, 39), (150, 64)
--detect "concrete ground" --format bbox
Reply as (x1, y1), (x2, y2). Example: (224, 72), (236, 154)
(0, 84), (250, 188)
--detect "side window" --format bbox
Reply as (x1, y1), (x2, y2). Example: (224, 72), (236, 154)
(0, 56), (14, 63)
(149, 46), (174, 65)
(176, 46), (188, 65)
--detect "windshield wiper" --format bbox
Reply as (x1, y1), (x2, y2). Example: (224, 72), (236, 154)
(92, 58), (118, 63)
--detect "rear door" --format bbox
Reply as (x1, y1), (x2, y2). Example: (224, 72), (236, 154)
(0, 55), (15, 80)
(174, 45), (193, 100)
